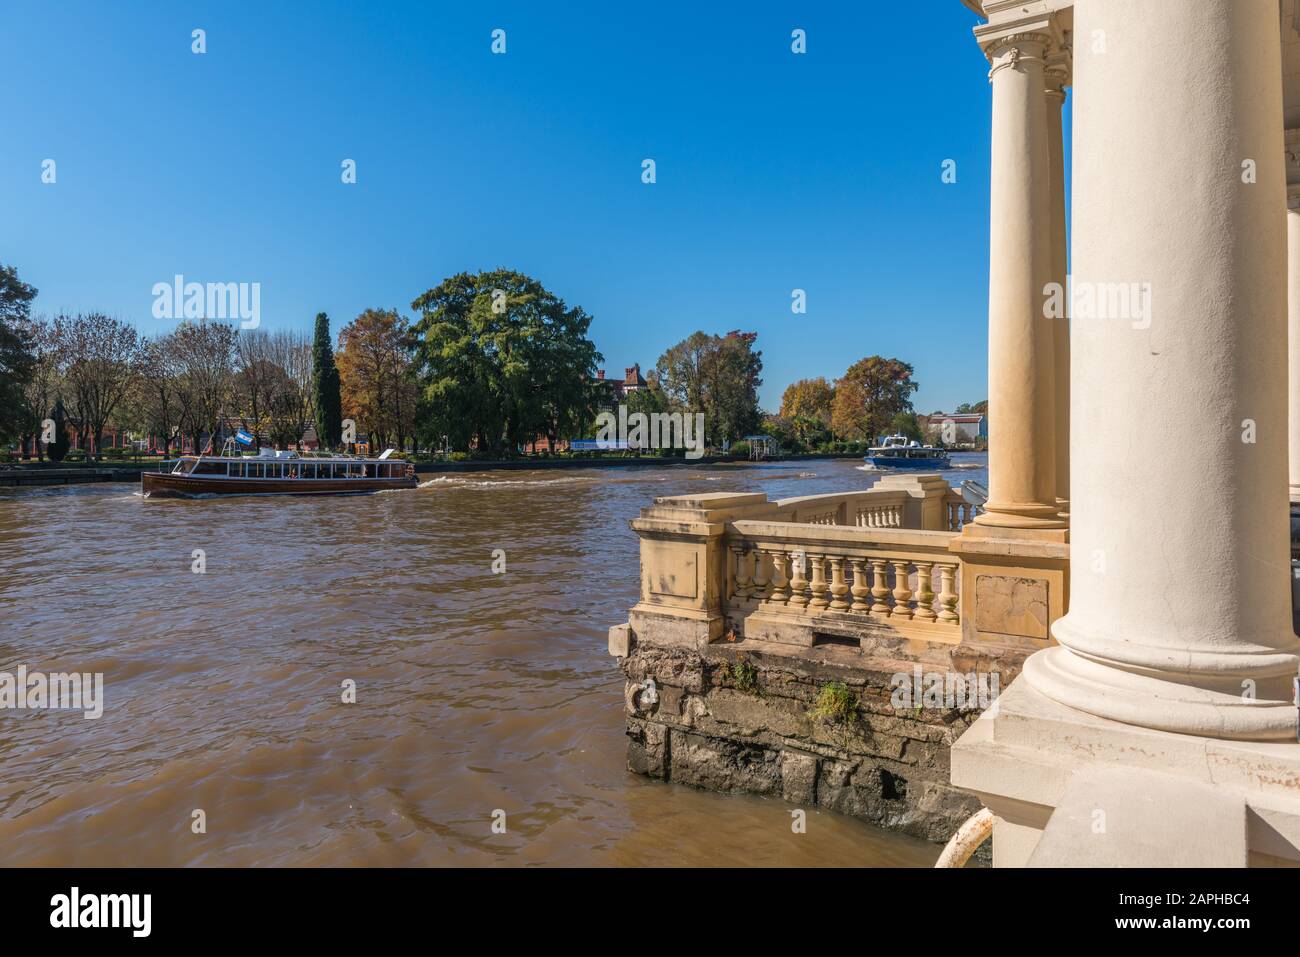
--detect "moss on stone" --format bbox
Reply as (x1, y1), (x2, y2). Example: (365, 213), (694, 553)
(809, 680), (857, 725)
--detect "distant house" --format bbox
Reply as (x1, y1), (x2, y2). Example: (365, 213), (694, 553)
(595, 364), (648, 407)
(524, 363), (650, 453)
(922, 412), (988, 446)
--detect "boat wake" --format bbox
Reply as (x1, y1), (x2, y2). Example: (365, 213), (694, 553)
(416, 475), (597, 490)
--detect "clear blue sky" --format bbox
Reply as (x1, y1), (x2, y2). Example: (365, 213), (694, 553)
(1, 0), (1070, 414)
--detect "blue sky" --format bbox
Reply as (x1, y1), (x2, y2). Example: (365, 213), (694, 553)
(1, 0), (1069, 414)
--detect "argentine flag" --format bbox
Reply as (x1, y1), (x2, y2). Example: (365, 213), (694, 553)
(234, 429), (254, 447)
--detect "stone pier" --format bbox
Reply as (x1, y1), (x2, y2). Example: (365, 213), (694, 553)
(611, 476), (1055, 847)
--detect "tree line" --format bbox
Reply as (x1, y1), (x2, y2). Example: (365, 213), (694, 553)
(0, 262), (422, 462)
(0, 260), (938, 462)
(773, 356), (927, 452)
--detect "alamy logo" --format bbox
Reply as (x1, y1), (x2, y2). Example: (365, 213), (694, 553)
(0, 666), (103, 719)
(595, 404), (706, 459)
(890, 666), (999, 711)
(152, 274), (261, 329)
(50, 887), (151, 937)
(1042, 275), (1152, 329)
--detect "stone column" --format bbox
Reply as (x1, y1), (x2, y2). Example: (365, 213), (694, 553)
(973, 28), (1064, 532)
(1023, 0), (1300, 740)
(1045, 52), (1070, 513)
(1288, 130), (1300, 501)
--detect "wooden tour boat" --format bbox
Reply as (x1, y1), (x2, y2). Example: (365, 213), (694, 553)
(142, 447), (418, 498)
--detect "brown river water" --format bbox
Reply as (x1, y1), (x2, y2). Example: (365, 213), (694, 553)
(0, 455), (986, 867)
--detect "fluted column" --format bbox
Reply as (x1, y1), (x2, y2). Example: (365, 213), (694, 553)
(973, 28), (1064, 531)
(1288, 130), (1300, 500)
(1024, 0), (1300, 740)
(1046, 51), (1071, 514)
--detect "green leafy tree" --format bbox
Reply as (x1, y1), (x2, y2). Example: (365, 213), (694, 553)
(0, 264), (38, 443)
(890, 410), (923, 442)
(312, 312), (343, 450)
(411, 270), (602, 453)
(655, 330), (763, 447)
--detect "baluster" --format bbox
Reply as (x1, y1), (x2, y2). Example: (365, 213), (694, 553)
(891, 560), (914, 619)
(828, 556), (850, 610)
(961, 503), (972, 526)
(731, 543), (750, 600)
(751, 547), (770, 599)
(937, 563), (960, 622)
(913, 561), (937, 621)
(768, 548), (791, 605)
(788, 549), (810, 608)
(848, 557), (871, 611)
(869, 558), (891, 617)
(808, 554), (829, 609)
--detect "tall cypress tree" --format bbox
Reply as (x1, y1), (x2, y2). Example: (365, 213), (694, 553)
(312, 312), (343, 450)
(47, 397), (69, 463)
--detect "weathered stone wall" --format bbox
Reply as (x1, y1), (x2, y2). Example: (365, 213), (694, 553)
(620, 636), (989, 846)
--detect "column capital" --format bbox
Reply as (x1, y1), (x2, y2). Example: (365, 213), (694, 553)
(975, 14), (1066, 81)
(1044, 45), (1072, 100)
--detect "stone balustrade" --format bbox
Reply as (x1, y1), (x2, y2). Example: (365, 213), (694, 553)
(726, 520), (961, 648)
(944, 493), (976, 532)
(624, 473), (965, 654)
(770, 488), (909, 528)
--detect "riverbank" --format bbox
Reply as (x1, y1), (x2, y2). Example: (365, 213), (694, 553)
(0, 451), (875, 486)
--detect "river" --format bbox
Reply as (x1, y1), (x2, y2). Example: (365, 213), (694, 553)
(0, 454), (986, 866)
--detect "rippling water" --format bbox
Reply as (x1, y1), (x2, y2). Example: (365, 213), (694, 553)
(0, 455), (986, 866)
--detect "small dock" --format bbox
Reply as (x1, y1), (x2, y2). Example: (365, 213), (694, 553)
(0, 467), (139, 487)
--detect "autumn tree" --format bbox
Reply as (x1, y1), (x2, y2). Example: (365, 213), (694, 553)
(779, 376), (835, 446)
(337, 308), (418, 452)
(830, 356), (918, 442)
